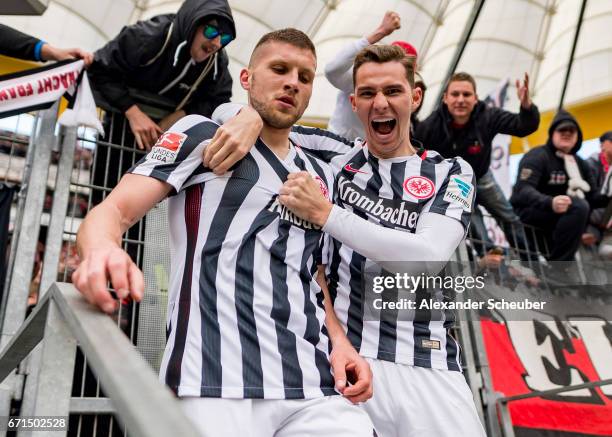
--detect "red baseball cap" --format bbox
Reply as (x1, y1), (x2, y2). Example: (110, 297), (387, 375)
(391, 41), (418, 58)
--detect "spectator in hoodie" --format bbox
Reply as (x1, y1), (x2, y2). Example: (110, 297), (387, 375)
(89, 0), (235, 150)
(511, 111), (610, 261)
(0, 23), (92, 65)
(583, 130), (612, 257)
(415, 72), (539, 262)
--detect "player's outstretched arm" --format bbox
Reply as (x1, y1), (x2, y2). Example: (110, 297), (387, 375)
(73, 174), (172, 314)
(316, 267), (373, 404)
(325, 11), (400, 93)
(279, 172), (464, 268)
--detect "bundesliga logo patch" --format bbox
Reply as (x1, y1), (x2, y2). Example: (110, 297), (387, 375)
(443, 176), (474, 212)
(403, 176), (435, 199)
(147, 131), (187, 163)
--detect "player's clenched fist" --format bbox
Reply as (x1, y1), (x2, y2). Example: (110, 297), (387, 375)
(72, 246), (144, 314)
(367, 11), (401, 45)
(279, 171), (332, 227)
(380, 11), (401, 36)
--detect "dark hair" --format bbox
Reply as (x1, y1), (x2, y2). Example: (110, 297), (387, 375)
(445, 72), (477, 93)
(352, 45), (416, 88)
(600, 130), (612, 143)
(250, 28), (316, 65)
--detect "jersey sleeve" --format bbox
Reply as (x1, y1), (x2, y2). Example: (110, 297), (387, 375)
(422, 157), (475, 232)
(211, 102), (243, 125)
(289, 125), (355, 163)
(324, 37), (369, 93)
(323, 205), (464, 269)
(128, 114), (217, 193)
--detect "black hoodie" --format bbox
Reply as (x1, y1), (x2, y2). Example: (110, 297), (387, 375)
(89, 0), (235, 117)
(414, 100), (540, 179)
(510, 110), (604, 212)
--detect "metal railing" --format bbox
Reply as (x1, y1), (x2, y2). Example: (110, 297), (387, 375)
(456, 208), (612, 437)
(496, 379), (612, 437)
(0, 102), (167, 435)
(0, 282), (198, 437)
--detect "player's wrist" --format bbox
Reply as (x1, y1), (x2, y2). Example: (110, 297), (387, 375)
(240, 106), (264, 129)
(330, 333), (353, 350)
(312, 201), (333, 227)
(366, 29), (386, 44)
(80, 241), (121, 259)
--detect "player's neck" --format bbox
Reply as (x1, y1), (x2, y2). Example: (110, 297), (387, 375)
(367, 135), (416, 159)
(260, 125), (292, 159)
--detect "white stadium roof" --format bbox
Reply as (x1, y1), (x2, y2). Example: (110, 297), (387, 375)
(2, 0), (612, 123)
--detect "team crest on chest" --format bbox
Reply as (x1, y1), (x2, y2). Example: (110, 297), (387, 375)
(314, 176), (330, 200)
(403, 176), (435, 199)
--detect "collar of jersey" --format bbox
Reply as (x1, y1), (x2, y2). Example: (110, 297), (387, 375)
(361, 141), (424, 164)
(256, 136), (297, 165)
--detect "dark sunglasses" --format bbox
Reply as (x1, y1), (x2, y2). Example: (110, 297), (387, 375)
(203, 24), (233, 46)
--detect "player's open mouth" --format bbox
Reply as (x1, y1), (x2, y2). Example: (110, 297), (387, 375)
(371, 118), (396, 135)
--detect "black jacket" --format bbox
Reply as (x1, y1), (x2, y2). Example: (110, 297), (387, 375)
(510, 110), (605, 212)
(586, 152), (608, 189)
(89, 0), (234, 117)
(414, 101), (540, 179)
(586, 152), (611, 228)
(0, 24), (43, 61)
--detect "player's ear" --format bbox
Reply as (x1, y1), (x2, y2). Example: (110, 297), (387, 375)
(350, 93), (357, 112)
(412, 86), (422, 110)
(240, 68), (250, 91)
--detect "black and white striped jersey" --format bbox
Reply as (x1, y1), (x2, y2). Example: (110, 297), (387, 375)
(129, 115), (336, 399)
(289, 128), (475, 371)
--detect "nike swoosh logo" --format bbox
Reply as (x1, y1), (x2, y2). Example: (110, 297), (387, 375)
(344, 164), (368, 174)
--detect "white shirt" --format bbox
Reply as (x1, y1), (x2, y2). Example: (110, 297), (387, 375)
(325, 37), (370, 140)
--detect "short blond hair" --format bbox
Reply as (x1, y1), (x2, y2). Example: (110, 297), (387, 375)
(249, 28), (316, 66)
